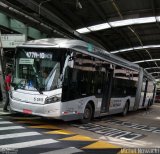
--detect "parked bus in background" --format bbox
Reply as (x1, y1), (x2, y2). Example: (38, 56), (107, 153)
(9, 38), (156, 122)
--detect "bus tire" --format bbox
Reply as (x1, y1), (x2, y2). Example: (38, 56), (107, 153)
(81, 103), (93, 124)
(122, 101), (129, 116)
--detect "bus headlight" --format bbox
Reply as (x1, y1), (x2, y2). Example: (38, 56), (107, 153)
(45, 96), (61, 104)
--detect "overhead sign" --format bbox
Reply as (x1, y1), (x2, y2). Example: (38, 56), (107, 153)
(0, 34), (26, 48)
(19, 58), (34, 65)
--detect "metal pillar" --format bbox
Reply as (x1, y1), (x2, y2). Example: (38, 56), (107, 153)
(0, 30), (6, 103)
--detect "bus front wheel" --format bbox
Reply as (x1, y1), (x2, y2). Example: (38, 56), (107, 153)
(81, 103), (93, 123)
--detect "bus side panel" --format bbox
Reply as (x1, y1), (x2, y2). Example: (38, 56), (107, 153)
(109, 65), (138, 114)
(60, 96), (99, 121)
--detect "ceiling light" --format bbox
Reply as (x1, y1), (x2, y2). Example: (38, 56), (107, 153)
(111, 45), (160, 54)
(134, 59), (160, 64)
(145, 67), (160, 70)
(110, 17), (155, 27)
(133, 17), (156, 24)
(76, 16), (157, 34)
(111, 47), (134, 53)
(76, 28), (91, 33)
(0, 2), (8, 8)
(150, 72), (160, 74)
(156, 16), (160, 22)
(110, 19), (134, 27)
(88, 23), (111, 31)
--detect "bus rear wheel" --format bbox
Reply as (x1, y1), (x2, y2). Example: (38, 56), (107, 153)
(81, 103), (93, 123)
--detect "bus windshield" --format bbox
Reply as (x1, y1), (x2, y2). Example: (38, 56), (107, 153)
(12, 48), (66, 92)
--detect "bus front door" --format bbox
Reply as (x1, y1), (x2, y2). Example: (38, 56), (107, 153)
(101, 70), (113, 113)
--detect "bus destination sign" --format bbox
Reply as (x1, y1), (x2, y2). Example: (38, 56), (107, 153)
(25, 52), (52, 59)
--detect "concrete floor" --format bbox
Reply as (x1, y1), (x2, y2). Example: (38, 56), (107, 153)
(69, 103), (160, 148)
(0, 103), (160, 153)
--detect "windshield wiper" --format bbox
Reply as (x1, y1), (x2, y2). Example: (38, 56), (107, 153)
(31, 64), (43, 94)
(34, 75), (43, 94)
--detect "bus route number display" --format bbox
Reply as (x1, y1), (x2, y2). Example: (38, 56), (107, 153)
(26, 52), (52, 59)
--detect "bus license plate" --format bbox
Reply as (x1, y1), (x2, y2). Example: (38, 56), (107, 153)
(23, 109), (32, 114)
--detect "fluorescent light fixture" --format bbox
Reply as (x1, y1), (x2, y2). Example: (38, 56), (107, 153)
(145, 67), (160, 70)
(133, 60), (145, 64)
(133, 17), (156, 24)
(150, 72), (160, 74)
(111, 48), (133, 54)
(142, 45), (160, 49)
(133, 46), (142, 50)
(76, 16), (157, 34)
(88, 23), (111, 31)
(110, 19), (134, 27)
(76, 28), (91, 33)
(156, 16), (160, 22)
(134, 59), (160, 64)
(111, 45), (160, 54)
(111, 51), (120, 54)
(0, 2), (8, 8)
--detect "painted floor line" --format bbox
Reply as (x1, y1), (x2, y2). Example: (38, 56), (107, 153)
(0, 126), (25, 131)
(0, 132), (41, 140)
(0, 139), (59, 148)
(0, 121), (13, 124)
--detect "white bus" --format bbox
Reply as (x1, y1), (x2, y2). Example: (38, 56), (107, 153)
(10, 38), (156, 122)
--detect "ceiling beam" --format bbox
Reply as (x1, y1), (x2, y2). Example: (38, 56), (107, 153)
(88, 0), (145, 62)
(0, 12), (46, 39)
(49, 1), (83, 28)
(88, 0), (132, 53)
(0, 0), (106, 48)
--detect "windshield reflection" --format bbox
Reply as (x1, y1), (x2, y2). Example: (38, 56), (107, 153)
(12, 48), (66, 92)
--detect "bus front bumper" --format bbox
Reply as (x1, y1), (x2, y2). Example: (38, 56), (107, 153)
(10, 99), (61, 118)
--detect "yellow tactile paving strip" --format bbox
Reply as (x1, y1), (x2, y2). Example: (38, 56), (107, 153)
(59, 135), (97, 141)
(45, 130), (76, 135)
(82, 141), (120, 149)
(29, 124), (60, 129)
(10, 117), (122, 151)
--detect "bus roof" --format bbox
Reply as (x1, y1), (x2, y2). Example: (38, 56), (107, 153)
(18, 38), (140, 71)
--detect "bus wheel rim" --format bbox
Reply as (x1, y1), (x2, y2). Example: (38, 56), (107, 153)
(84, 108), (91, 119)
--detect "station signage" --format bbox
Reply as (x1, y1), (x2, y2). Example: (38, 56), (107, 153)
(0, 34), (26, 48)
